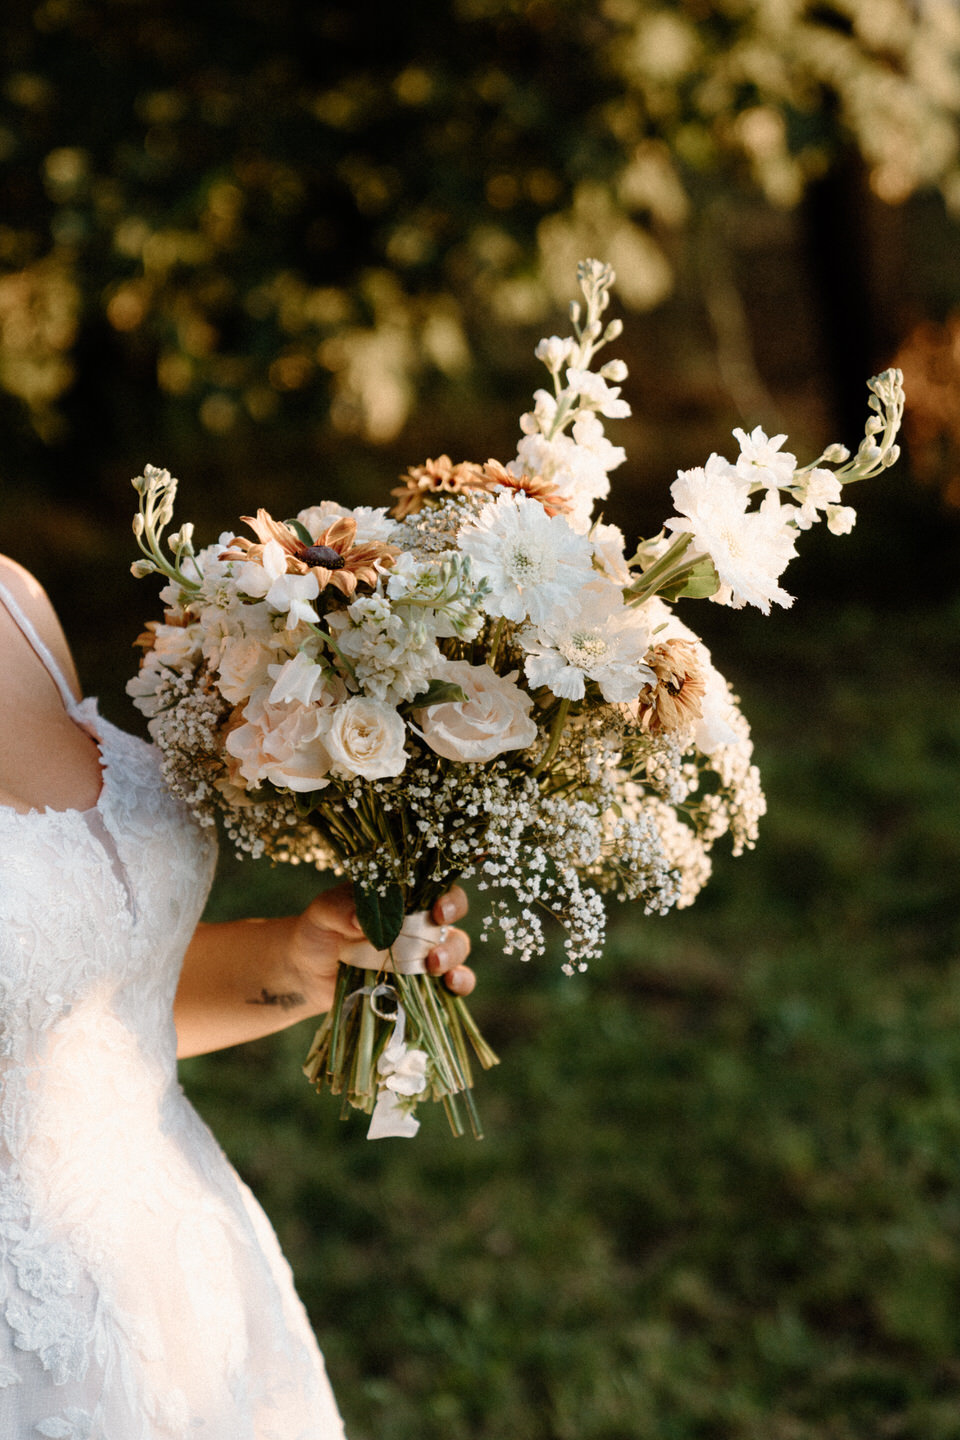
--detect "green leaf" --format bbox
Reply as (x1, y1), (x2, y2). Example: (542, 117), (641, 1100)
(659, 558), (720, 602)
(284, 518), (314, 546)
(408, 679), (469, 709)
(353, 880), (405, 951)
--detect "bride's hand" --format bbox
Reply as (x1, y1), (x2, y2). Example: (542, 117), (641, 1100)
(287, 882), (475, 1009)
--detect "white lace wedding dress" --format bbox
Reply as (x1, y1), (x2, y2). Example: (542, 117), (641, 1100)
(0, 582), (347, 1438)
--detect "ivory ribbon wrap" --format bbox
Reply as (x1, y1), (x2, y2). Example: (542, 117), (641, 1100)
(342, 909), (447, 975)
(342, 911), (445, 1138)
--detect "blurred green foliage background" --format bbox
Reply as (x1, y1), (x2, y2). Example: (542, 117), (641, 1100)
(2, 1), (960, 1435)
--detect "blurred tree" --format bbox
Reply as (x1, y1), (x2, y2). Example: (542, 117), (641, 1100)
(1, 0), (958, 457)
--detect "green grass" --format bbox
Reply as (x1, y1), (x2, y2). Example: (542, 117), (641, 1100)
(180, 601), (960, 1440)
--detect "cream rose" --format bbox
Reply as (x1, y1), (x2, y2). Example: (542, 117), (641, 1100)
(151, 621), (202, 670)
(415, 662), (538, 763)
(217, 635), (275, 704)
(324, 697), (408, 780)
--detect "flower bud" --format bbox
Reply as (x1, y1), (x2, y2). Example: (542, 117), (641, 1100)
(600, 360), (628, 383)
(130, 559), (156, 578)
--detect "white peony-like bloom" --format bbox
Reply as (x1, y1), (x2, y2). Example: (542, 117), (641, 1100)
(415, 662), (538, 762)
(520, 581), (655, 702)
(733, 426), (797, 489)
(458, 490), (595, 623)
(236, 540), (320, 627)
(225, 684), (336, 793)
(666, 454), (798, 613)
(324, 696), (408, 780)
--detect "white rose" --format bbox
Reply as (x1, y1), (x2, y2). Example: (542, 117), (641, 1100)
(415, 662), (538, 763)
(217, 635), (275, 704)
(324, 697), (408, 780)
(151, 622), (202, 670)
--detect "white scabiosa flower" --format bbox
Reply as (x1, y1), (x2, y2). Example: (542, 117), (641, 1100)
(520, 581), (655, 702)
(665, 455), (798, 613)
(458, 490), (595, 623)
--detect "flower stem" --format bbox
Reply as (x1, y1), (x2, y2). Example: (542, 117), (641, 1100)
(531, 698), (572, 778)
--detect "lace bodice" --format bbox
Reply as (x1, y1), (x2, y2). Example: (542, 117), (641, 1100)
(0, 581), (345, 1439)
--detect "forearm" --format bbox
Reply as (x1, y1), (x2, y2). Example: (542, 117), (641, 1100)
(174, 915), (333, 1059)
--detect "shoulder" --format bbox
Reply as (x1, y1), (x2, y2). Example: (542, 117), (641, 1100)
(0, 555), (82, 702)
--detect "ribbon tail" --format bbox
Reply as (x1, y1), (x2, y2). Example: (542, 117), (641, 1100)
(367, 1089), (421, 1140)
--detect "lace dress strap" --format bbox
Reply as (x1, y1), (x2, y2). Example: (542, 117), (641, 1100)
(0, 575), (79, 711)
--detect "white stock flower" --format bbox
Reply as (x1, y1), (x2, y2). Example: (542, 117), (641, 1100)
(385, 551), (485, 640)
(236, 540), (320, 627)
(826, 504), (857, 535)
(565, 367), (631, 418)
(665, 455), (797, 613)
(520, 582), (655, 702)
(534, 335), (576, 372)
(327, 597), (442, 705)
(733, 426), (797, 489)
(793, 467), (843, 529)
(324, 696), (408, 780)
(458, 490), (594, 623)
(150, 622), (202, 671)
(416, 662), (538, 762)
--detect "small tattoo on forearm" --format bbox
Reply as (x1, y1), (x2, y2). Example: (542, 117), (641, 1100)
(246, 988), (306, 1011)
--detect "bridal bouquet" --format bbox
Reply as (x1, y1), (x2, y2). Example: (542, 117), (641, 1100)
(128, 259), (903, 1139)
